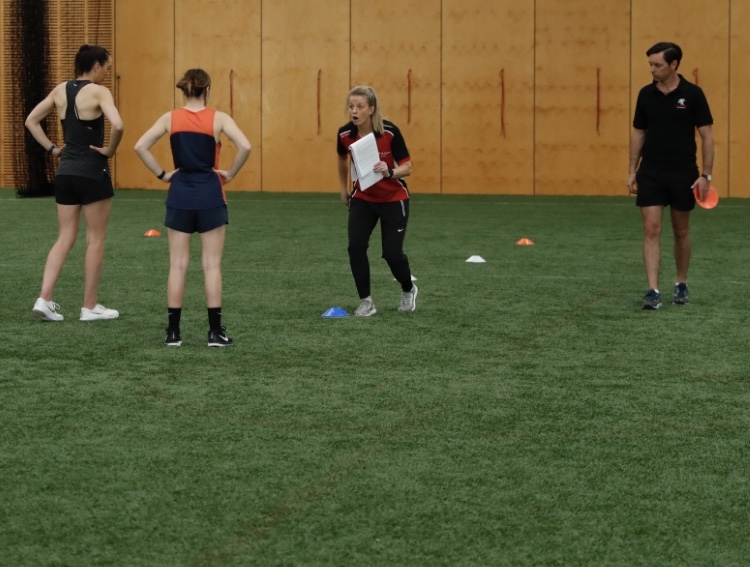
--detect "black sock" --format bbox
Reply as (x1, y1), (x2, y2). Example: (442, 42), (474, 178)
(208, 307), (222, 331)
(168, 307), (182, 330)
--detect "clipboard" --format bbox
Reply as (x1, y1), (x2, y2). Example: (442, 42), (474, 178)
(349, 132), (383, 191)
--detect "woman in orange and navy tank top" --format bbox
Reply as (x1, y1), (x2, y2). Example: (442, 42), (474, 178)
(135, 68), (251, 347)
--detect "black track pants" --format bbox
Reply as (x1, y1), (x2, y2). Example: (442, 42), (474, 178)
(347, 198), (412, 299)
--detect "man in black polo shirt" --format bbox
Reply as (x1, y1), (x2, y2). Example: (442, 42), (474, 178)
(627, 42), (714, 310)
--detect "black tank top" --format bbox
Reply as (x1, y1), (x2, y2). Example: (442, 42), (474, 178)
(56, 80), (110, 181)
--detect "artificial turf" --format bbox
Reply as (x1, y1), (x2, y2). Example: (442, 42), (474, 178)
(1, 189), (748, 566)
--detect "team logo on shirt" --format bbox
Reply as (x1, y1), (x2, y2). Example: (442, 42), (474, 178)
(676, 98), (687, 109)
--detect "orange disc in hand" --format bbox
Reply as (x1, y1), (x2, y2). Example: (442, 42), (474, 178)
(694, 185), (718, 209)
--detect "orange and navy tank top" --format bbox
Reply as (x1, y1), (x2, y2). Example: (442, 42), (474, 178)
(166, 107), (225, 210)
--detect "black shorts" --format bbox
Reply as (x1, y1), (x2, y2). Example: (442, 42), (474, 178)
(635, 165), (698, 211)
(165, 205), (228, 234)
(54, 174), (114, 205)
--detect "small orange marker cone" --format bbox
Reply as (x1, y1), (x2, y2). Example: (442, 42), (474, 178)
(516, 238), (534, 246)
(144, 229), (161, 237)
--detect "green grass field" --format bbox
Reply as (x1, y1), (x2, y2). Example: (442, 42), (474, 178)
(1, 188), (748, 566)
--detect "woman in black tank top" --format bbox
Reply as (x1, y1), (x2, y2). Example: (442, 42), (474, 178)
(25, 44), (124, 322)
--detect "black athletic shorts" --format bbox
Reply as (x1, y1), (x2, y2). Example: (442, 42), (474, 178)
(635, 165), (698, 211)
(54, 174), (114, 205)
(165, 205), (228, 234)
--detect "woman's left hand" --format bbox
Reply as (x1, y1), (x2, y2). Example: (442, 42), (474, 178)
(215, 169), (235, 184)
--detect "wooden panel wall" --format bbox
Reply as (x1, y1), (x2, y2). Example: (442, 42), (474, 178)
(631, 0), (730, 197)
(729, 2), (750, 197)
(175, 0), (261, 191)
(5, 1), (749, 198)
(113, 0), (174, 190)
(442, 0), (534, 194)
(260, 0), (350, 192)
(0, 0), (113, 188)
(535, 0), (630, 196)
(0, 3), (8, 185)
(351, 0), (441, 194)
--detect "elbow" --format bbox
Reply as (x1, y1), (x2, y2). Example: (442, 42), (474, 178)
(110, 121), (124, 135)
(401, 162), (413, 177)
(133, 133), (150, 154)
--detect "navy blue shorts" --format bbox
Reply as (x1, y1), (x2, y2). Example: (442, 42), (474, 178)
(635, 165), (698, 211)
(54, 174), (114, 205)
(165, 205), (228, 234)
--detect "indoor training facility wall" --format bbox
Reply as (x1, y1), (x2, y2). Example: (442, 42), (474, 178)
(2, 1), (749, 198)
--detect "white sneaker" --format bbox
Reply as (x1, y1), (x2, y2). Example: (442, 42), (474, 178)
(354, 299), (377, 317)
(32, 297), (64, 321)
(80, 304), (119, 321)
(398, 284), (418, 312)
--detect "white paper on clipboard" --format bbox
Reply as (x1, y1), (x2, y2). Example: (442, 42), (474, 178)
(349, 133), (383, 191)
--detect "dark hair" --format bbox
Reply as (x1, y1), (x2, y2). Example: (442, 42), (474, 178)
(176, 68), (211, 99)
(74, 45), (110, 76)
(646, 42), (682, 69)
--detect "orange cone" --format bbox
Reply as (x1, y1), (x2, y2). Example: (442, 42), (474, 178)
(144, 229), (161, 237)
(516, 238), (534, 246)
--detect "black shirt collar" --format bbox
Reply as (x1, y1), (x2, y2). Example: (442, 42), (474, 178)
(648, 74), (686, 95)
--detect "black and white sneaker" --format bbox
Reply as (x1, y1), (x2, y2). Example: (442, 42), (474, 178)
(208, 327), (234, 347)
(165, 328), (182, 346)
(642, 289), (662, 310)
(673, 283), (689, 305)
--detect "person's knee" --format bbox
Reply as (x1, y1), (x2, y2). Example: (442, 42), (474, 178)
(170, 255), (190, 273)
(643, 223), (661, 240)
(55, 233), (78, 252)
(202, 259), (222, 273)
(85, 232), (107, 249)
(348, 242), (368, 256)
(673, 226), (690, 241)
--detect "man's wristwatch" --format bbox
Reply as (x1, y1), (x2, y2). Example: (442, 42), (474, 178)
(701, 173), (712, 181)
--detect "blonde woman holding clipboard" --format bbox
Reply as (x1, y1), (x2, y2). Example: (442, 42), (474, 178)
(336, 85), (416, 317)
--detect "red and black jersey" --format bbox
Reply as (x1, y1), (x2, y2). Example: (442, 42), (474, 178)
(337, 119), (410, 203)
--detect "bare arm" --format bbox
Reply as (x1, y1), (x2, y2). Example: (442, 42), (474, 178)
(628, 128), (646, 194)
(697, 124), (714, 176)
(134, 112), (174, 181)
(25, 88), (61, 156)
(394, 159), (412, 179)
(94, 87), (124, 157)
(693, 124), (715, 199)
(214, 112), (251, 183)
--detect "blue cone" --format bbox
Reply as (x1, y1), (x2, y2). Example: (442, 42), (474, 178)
(322, 306), (349, 318)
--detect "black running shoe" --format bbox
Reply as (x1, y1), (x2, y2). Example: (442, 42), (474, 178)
(673, 283), (689, 305)
(208, 327), (234, 347)
(642, 289), (662, 310)
(165, 328), (182, 346)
